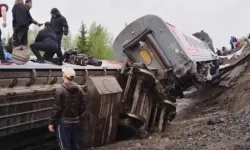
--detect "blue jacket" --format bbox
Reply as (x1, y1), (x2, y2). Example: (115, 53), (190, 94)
(4, 50), (11, 60)
(230, 37), (237, 44)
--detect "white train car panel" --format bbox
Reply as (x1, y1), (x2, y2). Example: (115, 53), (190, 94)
(166, 23), (216, 62)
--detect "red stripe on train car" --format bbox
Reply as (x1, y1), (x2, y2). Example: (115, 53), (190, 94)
(165, 23), (199, 52)
(105, 60), (123, 66)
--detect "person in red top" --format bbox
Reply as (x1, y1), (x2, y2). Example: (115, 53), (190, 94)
(235, 41), (240, 48)
(0, 3), (8, 63)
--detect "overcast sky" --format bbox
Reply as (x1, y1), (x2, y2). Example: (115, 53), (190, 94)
(1, 0), (250, 48)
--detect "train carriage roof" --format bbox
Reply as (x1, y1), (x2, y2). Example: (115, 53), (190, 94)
(0, 60), (122, 70)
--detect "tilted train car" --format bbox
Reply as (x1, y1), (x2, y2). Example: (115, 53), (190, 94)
(113, 14), (217, 98)
(112, 14), (219, 142)
(0, 14), (218, 149)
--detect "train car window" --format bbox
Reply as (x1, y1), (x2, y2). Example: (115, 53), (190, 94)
(204, 43), (210, 50)
(197, 40), (203, 49)
(202, 43), (207, 49)
(171, 30), (184, 47)
(197, 41), (203, 49)
(203, 43), (208, 50)
(192, 38), (200, 49)
(183, 35), (189, 45)
(190, 38), (196, 47)
(166, 26), (190, 52)
(198, 41), (204, 49)
(184, 35), (193, 47)
(188, 37), (197, 49)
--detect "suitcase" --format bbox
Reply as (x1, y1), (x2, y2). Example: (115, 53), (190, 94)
(12, 45), (30, 65)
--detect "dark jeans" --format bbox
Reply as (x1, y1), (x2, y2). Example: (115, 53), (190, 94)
(56, 34), (63, 59)
(57, 123), (81, 150)
(0, 29), (5, 61)
(13, 27), (28, 47)
(30, 41), (58, 61)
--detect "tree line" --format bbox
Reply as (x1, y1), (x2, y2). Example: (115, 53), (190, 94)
(4, 22), (115, 60)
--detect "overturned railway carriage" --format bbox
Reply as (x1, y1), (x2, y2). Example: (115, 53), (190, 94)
(0, 14), (218, 149)
(113, 14), (218, 137)
(114, 15), (218, 95)
(0, 63), (123, 149)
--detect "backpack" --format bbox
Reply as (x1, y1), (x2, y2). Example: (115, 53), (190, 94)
(70, 54), (89, 66)
(64, 50), (78, 62)
(12, 45), (30, 65)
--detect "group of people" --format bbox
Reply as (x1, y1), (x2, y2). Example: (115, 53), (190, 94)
(216, 36), (241, 56)
(0, 0), (69, 65)
(0, 1), (86, 149)
(229, 36), (240, 50)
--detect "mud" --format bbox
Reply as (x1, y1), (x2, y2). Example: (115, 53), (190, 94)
(91, 66), (250, 150)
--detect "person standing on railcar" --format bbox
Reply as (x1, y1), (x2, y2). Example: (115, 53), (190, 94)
(12, 0), (42, 47)
(50, 8), (69, 65)
(230, 36), (240, 50)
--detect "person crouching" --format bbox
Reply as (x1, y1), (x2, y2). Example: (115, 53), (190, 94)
(30, 22), (59, 63)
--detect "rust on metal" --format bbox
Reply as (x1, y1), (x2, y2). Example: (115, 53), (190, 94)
(81, 76), (122, 148)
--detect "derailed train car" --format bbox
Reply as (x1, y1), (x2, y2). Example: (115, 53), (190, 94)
(0, 14), (218, 149)
(113, 14), (218, 97)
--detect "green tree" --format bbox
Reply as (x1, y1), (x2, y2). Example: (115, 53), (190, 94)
(239, 36), (247, 45)
(28, 25), (40, 46)
(76, 22), (89, 53)
(62, 31), (74, 51)
(87, 22), (114, 60)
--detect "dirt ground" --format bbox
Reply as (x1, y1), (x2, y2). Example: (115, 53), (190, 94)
(91, 65), (250, 150)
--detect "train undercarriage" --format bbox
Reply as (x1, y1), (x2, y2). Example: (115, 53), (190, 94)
(0, 61), (178, 149)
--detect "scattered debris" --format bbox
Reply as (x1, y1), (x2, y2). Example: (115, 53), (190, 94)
(92, 60), (250, 150)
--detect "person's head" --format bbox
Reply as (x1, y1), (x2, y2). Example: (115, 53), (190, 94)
(25, 0), (32, 8)
(44, 22), (51, 28)
(15, 0), (24, 4)
(62, 67), (75, 82)
(51, 8), (60, 18)
(222, 46), (226, 51)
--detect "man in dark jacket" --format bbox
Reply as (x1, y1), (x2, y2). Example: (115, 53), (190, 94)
(30, 22), (59, 63)
(12, 0), (42, 47)
(49, 67), (86, 150)
(50, 8), (69, 65)
(0, 3), (8, 63)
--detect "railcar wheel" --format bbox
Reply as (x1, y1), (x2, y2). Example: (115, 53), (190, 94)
(135, 68), (155, 87)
